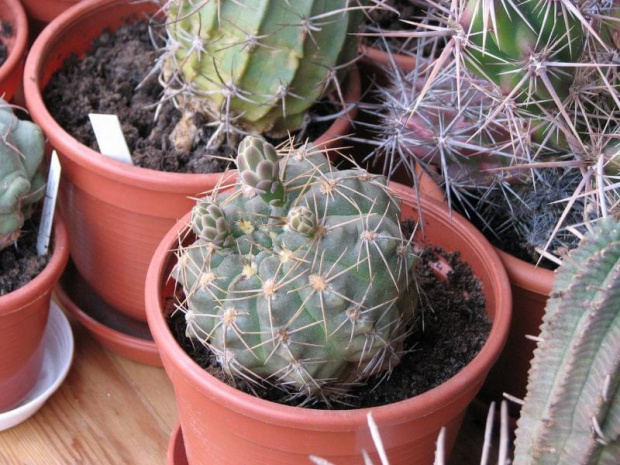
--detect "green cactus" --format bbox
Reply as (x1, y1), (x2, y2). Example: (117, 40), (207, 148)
(513, 217), (620, 464)
(162, 0), (365, 151)
(0, 100), (45, 251)
(172, 136), (418, 397)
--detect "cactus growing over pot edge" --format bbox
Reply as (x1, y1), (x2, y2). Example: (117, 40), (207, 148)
(161, 0), (367, 151)
(172, 135), (418, 399)
(0, 100), (45, 251)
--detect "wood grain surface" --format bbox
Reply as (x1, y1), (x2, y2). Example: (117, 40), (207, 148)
(0, 303), (505, 465)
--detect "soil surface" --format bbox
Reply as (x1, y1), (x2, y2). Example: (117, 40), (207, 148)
(364, 0), (422, 51)
(0, 21), (11, 68)
(168, 225), (490, 410)
(44, 20), (338, 174)
(0, 221), (50, 295)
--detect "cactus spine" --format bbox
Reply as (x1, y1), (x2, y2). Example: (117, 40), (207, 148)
(513, 218), (620, 464)
(0, 100), (45, 251)
(162, 0), (365, 151)
(172, 136), (418, 399)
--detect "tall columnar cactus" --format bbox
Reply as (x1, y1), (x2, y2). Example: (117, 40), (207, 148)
(172, 136), (418, 398)
(513, 217), (620, 464)
(0, 100), (45, 251)
(162, 0), (366, 151)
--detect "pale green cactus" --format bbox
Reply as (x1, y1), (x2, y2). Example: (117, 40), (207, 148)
(513, 217), (620, 464)
(0, 100), (45, 251)
(172, 136), (418, 398)
(162, 0), (366, 151)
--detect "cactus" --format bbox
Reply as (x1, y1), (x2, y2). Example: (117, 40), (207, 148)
(0, 100), (45, 251)
(513, 217), (620, 464)
(172, 135), (418, 398)
(161, 0), (366, 151)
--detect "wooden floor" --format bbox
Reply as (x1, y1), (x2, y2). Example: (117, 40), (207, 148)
(0, 303), (502, 465)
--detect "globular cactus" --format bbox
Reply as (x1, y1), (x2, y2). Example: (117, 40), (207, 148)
(0, 100), (45, 251)
(172, 135), (418, 398)
(513, 217), (620, 464)
(162, 0), (366, 151)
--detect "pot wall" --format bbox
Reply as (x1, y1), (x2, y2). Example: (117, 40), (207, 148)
(0, 0), (27, 101)
(25, 0), (360, 323)
(0, 215), (69, 412)
(145, 188), (512, 465)
(20, 0), (81, 23)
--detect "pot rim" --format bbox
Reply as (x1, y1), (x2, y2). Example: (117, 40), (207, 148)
(0, 0), (28, 91)
(145, 188), (512, 428)
(495, 248), (554, 296)
(0, 214), (69, 316)
(23, 0), (360, 194)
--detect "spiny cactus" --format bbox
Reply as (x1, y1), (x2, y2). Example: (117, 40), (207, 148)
(172, 135), (418, 399)
(0, 100), (45, 251)
(161, 0), (367, 152)
(365, 0), (619, 261)
(512, 217), (620, 464)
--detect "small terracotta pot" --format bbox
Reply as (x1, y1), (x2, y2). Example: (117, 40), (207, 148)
(24, 0), (360, 323)
(0, 214), (69, 412)
(360, 45), (416, 74)
(478, 250), (553, 414)
(0, 0), (27, 101)
(145, 187), (511, 465)
(19, 0), (81, 23)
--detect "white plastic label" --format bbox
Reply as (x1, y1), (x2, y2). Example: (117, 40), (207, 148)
(37, 151), (61, 256)
(88, 113), (133, 164)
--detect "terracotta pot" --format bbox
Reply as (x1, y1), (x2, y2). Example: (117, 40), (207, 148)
(0, 214), (69, 412)
(20, 0), (81, 23)
(478, 250), (553, 415)
(0, 0), (27, 101)
(24, 0), (360, 323)
(145, 187), (512, 465)
(360, 45), (416, 74)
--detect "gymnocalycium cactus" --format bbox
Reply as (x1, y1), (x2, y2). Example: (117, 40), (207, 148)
(161, 0), (366, 151)
(513, 217), (620, 464)
(0, 100), (45, 251)
(172, 136), (418, 399)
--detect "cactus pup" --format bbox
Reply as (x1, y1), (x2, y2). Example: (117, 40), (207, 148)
(0, 100), (45, 250)
(172, 135), (419, 400)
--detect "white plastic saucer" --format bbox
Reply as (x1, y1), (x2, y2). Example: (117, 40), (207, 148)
(0, 302), (74, 432)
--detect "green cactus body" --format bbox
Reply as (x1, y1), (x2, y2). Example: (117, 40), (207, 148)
(460, 0), (585, 103)
(0, 100), (45, 251)
(514, 218), (620, 464)
(172, 136), (418, 396)
(164, 0), (363, 140)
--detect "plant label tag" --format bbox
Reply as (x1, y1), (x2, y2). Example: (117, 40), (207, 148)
(37, 151), (61, 256)
(88, 113), (133, 165)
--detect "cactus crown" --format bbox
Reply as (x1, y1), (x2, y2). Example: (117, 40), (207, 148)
(366, 0), (620, 261)
(0, 100), (45, 251)
(172, 136), (419, 401)
(513, 217), (620, 464)
(160, 0), (366, 151)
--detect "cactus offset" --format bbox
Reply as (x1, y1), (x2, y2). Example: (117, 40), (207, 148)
(172, 136), (418, 399)
(0, 100), (45, 251)
(162, 0), (365, 151)
(513, 218), (620, 464)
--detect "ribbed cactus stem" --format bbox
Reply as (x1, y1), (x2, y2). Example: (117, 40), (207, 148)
(514, 218), (620, 464)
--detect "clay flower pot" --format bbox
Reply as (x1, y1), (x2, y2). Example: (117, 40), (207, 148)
(0, 215), (69, 412)
(0, 0), (27, 101)
(360, 45), (416, 74)
(19, 0), (81, 23)
(145, 188), (512, 465)
(24, 0), (360, 324)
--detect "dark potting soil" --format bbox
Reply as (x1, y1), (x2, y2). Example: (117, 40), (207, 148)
(364, 0), (422, 51)
(0, 21), (11, 68)
(0, 221), (50, 295)
(44, 20), (337, 175)
(168, 231), (490, 410)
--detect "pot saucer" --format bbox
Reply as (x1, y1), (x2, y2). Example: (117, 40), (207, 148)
(0, 303), (73, 431)
(53, 259), (162, 366)
(168, 423), (188, 465)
